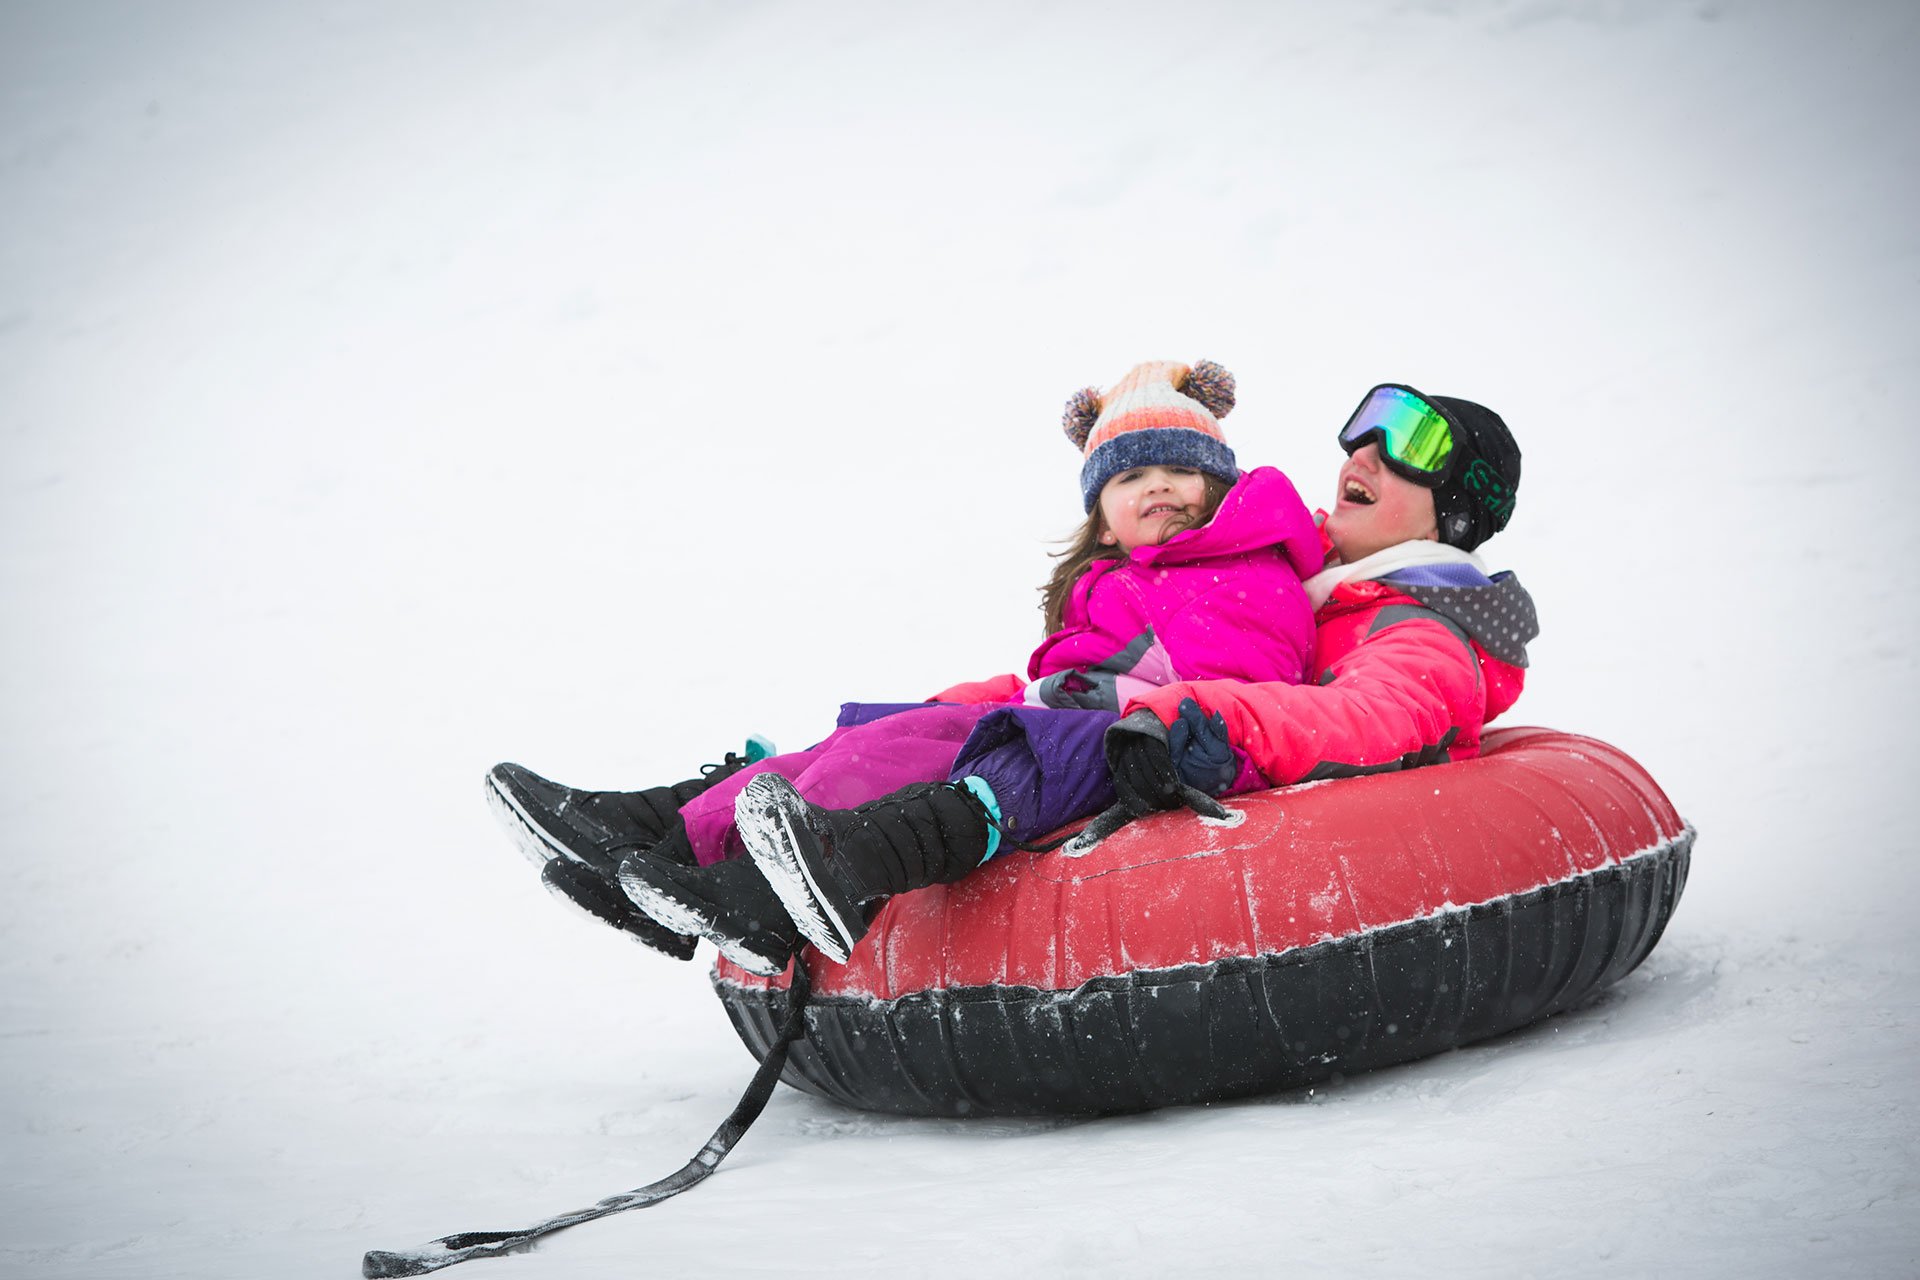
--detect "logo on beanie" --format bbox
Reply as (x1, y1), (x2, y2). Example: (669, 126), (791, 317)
(1464, 458), (1515, 528)
(1466, 454), (1512, 529)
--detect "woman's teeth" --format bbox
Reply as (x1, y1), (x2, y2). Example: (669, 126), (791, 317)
(1343, 480), (1375, 506)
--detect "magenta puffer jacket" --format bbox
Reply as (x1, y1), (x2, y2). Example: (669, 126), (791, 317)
(1124, 521), (1538, 789)
(1022, 466), (1323, 711)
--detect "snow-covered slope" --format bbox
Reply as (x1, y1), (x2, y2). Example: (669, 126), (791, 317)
(3, 2), (1915, 1276)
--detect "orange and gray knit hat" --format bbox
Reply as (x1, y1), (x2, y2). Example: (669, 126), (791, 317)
(1062, 359), (1239, 511)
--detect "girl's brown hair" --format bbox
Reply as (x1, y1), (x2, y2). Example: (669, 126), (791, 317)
(1039, 473), (1234, 636)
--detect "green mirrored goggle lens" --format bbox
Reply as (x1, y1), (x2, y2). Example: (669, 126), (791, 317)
(1338, 386), (1456, 477)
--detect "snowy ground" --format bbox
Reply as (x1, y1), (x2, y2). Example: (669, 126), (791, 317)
(3, 2), (1916, 1276)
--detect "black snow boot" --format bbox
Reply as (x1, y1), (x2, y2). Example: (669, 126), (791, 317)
(734, 773), (997, 964)
(539, 856), (698, 961)
(485, 749), (762, 878)
(485, 745), (767, 961)
(617, 848), (801, 977)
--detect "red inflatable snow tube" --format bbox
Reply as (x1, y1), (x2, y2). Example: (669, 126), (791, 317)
(712, 727), (1692, 1117)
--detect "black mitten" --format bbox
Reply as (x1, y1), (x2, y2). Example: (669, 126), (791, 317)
(1105, 711), (1186, 817)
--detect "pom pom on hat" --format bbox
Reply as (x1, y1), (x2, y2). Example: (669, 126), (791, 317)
(1062, 387), (1102, 450)
(1063, 359), (1241, 512)
(1182, 360), (1236, 418)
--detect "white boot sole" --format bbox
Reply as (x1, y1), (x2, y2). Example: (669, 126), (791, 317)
(538, 863), (693, 956)
(484, 769), (587, 870)
(735, 775), (859, 963)
(617, 860), (787, 977)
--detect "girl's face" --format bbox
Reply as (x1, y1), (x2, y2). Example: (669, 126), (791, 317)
(1098, 465), (1211, 554)
(1324, 442), (1439, 563)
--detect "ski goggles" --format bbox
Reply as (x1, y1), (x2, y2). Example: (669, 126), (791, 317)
(1337, 384), (1458, 486)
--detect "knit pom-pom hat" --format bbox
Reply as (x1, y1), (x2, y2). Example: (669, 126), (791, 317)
(1062, 359), (1240, 512)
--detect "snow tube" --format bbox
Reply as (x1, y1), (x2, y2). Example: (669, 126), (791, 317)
(712, 727), (1691, 1117)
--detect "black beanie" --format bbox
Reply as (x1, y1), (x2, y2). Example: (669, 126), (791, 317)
(1430, 396), (1520, 551)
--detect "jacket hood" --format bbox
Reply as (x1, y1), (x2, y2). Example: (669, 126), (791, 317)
(1129, 466), (1323, 579)
(1375, 562), (1538, 667)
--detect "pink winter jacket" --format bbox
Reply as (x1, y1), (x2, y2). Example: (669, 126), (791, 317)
(1125, 519), (1537, 787)
(936, 467), (1322, 712)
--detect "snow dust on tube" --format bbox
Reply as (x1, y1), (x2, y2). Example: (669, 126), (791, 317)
(713, 726), (1694, 1117)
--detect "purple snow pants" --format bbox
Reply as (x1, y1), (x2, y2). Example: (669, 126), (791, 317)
(679, 701), (1119, 865)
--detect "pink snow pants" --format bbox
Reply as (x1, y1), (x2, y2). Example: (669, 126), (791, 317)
(679, 703), (995, 866)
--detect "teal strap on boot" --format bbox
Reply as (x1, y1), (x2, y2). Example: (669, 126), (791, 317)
(958, 775), (1005, 863)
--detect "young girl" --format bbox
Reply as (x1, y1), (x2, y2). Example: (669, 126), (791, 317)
(491, 359), (1322, 973)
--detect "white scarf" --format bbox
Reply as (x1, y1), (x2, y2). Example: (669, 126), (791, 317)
(1303, 540), (1490, 610)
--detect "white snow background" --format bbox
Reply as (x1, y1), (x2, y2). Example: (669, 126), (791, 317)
(3, 1), (1916, 1276)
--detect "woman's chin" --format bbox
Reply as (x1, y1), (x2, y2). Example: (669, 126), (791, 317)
(1323, 511), (1369, 562)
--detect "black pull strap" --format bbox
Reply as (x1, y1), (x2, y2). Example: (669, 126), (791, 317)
(1044, 786), (1236, 857)
(362, 966), (813, 1278)
(1175, 785), (1233, 822)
